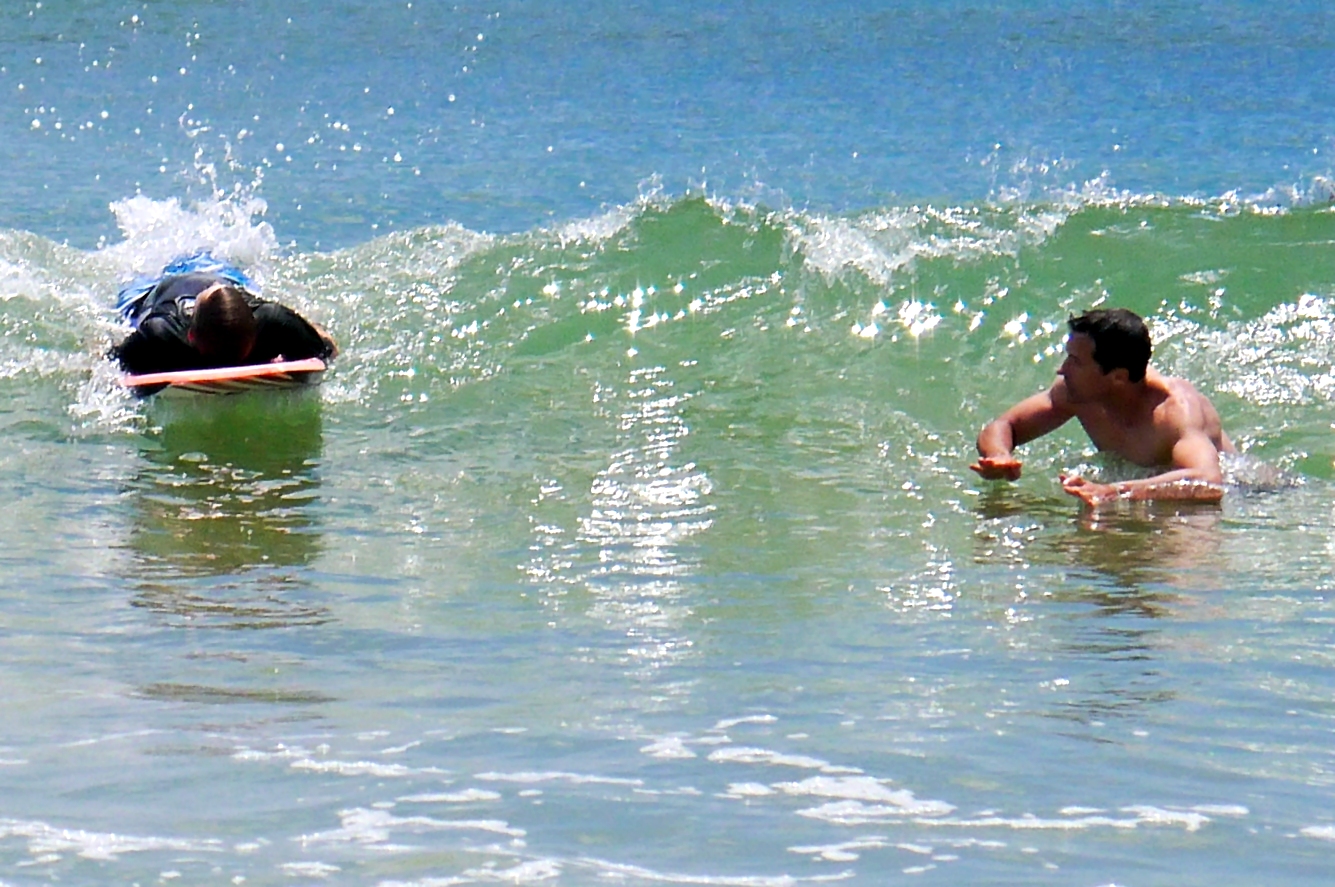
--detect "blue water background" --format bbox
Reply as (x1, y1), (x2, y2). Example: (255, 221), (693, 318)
(3, 1), (1333, 248)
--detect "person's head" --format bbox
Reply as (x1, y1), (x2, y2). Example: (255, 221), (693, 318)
(187, 283), (258, 363)
(1060, 308), (1152, 400)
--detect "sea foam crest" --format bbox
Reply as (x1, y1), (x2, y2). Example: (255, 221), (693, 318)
(1230, 173), (1335, 213)
(786, 199), (1070, 295)
(100, 192), (278, 287)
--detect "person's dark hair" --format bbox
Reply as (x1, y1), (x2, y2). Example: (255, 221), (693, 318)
(1067, 308), (1151, 382)
(190, 284), (258, 363)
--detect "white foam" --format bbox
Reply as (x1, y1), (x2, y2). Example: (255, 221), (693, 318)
(465, 859), (562, 883)
(234, 745), (443, 779)
(789, 212), (915, 288)
(634, 787), (705, 798)
(0, 817), (220, 861)
(379, 858), (563, 886)
(297, 807), (525, 847)
(1118, 806), (1211, 832)
(721, 783), (775, 798)
(575, 856), (853, 885)
(101, 194), (278, 284)
(796, 796), (956, 825)
(60, 728), (164, 748)
(549, 202), (639, 247)
(1300, 825), (1335, 842)
(878, 805), (1227, 833)
(787, 202), (1068, 296)
(68, 359), (142, 433)
(291, 759), (418, 778)
(773, 776), (954, 816)
(640, 737), (698, 759)
(474, 771), (643, 787)
(278, 861), (341, 878)
(707, 747), (861, 774)
(711, 715), (778, 732)
(233, 745), (306, 763)
(397, 789), (502, 804)
(788, 837), (889, 862)
(929, 812), (1138, 831)
(1189, 804), (1248, 817)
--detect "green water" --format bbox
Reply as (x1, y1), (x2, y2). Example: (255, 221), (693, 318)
(3, 196), (1335, 884)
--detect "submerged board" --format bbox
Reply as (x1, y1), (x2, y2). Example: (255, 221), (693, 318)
(120, 357), (327, 396)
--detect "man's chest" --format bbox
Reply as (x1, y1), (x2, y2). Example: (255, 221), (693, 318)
(1077, 413), (1174, 468)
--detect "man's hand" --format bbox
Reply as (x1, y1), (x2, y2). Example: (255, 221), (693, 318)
(970, 456), (1023, 481)
(1060, 475), (1120, 508)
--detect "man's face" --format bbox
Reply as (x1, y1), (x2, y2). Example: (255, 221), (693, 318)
(1058, 333), (1109, 403)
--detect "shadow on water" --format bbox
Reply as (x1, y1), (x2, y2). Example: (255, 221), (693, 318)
(1042, 510), (1211, 721)
(973, 488), (1231, 723)
(1051, 506), (1225, 601)
(972, 484), (1074, 524)
(974, 485), (1226, 602)
(123, 390), (333, 630)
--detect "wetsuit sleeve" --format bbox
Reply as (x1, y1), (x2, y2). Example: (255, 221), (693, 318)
(249, 304), (335, 363)
(110, 314), (200, 374)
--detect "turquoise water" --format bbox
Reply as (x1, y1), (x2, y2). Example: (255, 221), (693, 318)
(4, 3), (1335, 885)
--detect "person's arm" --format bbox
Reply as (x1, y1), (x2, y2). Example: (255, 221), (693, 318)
(306, 319), (339, 358)
(251, 304), (337, 362)
(971, 386), (1075, 480)
(1060, 430), (1225, 507)
(110, 315), (199, 374)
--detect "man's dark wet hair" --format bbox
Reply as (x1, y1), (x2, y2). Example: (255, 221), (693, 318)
(190, 284), (258, 363)
(1067, 308), (1152, 382)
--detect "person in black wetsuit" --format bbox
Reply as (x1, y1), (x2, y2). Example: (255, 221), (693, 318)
(111, 272), (337, 375)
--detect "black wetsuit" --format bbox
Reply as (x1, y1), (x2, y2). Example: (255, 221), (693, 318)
(111, 273), (334, 375)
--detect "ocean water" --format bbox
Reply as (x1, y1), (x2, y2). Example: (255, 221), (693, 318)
(3, 2), (1335, 885)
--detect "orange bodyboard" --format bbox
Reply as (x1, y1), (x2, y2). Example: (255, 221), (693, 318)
(120, 357), (327, 395)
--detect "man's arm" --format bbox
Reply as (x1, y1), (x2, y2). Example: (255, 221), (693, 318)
(971, 385), (1075, 480)
(1061, 431), (1225, 507)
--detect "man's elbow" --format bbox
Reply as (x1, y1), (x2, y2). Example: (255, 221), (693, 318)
(976, 418), (1011, 457)
(1185, 456), (1222, 486)
(1175, 467), (1226, 501)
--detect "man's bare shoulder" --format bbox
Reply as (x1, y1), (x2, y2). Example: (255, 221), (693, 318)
(1154, 374), (1209, 419)
(1151, 372), (1229, 443)
(1046, 376), (1077, 412)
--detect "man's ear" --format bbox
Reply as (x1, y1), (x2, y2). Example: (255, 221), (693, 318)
(1107, 367), (1131, 386)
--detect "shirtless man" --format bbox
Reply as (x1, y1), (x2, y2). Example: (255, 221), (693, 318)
(970, 308), (1235, 507)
